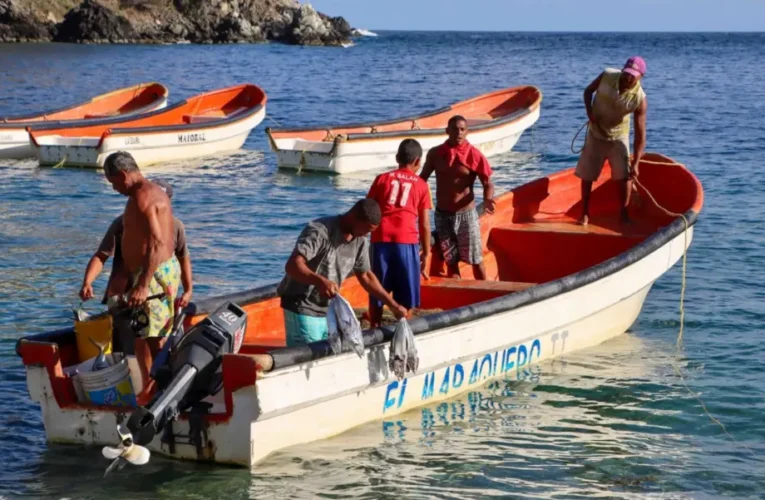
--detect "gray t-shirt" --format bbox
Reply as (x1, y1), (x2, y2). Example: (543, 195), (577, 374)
(277, 215), (371, 317)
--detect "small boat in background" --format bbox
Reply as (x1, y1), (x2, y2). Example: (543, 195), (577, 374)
(0, 83), (168, 160)
(28, 84), (267, 169)
(266, 85), (542, 174)
(16, 153), (702, 469)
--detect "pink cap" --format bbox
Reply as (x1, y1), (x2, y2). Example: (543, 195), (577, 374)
(623, 56), (646, 77)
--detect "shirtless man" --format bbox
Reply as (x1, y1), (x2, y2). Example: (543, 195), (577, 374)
(79, 179), (193, 310)
(103, 151), (181, 340)
(420, 115), (495, 280)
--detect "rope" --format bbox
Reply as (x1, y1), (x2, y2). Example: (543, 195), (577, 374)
(51, 157), (67, 169)
(571, 121), (589, 154)
(627, 169), (688, 346)
(629, 158), (760, 460)
(265, 114), (283, 128)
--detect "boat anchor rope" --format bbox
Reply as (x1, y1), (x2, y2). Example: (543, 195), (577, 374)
(583, 146), (758, 460)
(51, 156), (67, 169)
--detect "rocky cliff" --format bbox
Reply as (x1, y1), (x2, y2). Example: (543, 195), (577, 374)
(0, 0), (355, 45)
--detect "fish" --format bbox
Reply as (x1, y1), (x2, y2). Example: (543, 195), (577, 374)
(89, 337), (110, 371)
(327, 294), (365, 357)
(389, 318), (418, 380)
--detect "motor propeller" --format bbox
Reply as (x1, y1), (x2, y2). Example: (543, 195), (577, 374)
(102, 424), (151, 477)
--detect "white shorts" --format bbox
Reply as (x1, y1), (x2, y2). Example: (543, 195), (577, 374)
(575, 130), (630, 182)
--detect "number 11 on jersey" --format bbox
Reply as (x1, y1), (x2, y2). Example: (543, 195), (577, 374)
(388, 179), (412, 207)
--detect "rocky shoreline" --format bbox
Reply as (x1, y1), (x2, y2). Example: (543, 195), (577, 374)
(0, 0), (358, 46)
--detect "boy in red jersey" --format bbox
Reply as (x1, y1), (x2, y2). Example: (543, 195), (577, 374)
(366, 139), (433, 327)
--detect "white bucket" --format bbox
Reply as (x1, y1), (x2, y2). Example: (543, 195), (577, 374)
(74, 354), (137, 407)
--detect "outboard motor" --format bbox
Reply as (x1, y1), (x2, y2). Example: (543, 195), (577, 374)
(103, 301), (247, 472)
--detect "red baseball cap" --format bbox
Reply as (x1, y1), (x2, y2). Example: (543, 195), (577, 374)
(623, 56), (646, 78)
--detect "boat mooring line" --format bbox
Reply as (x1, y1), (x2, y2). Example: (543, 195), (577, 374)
(265, 114), (283, 128)
(570, 121), (589, 155)
(629, 158), (759, 460)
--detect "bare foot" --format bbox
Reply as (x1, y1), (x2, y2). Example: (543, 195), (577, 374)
(577, 214), (589, 226)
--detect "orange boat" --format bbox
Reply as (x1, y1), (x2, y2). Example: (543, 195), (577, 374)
(0, 83), (168, 159)
(16, 153), (703, 469)
(28, 84), (267, 168)
(266, 85), (543, 174)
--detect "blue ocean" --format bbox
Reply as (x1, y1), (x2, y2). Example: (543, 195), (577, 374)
(1, 32), (764, 498)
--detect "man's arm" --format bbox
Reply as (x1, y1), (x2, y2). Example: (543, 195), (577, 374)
(418, 208), (431, 279)
(584, 73), (603, 123)
(174, 220), (193, 308)
(355, 270), (406, 319)
(285, 251), (337, 298)
(177, 254), (193, 308)
(631, 97), (648, 176)
(128, 202), (166, 307)
(80, 253), (107, 300)
(479, 172), (496, 214)
(419, 149), (436, 182)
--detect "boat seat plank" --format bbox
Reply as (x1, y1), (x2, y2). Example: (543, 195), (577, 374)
(184, 115), (221, 124)
(465, 118), (492, 126)
(494, 217), (653, 238)
(184, 106), (250, 124)
(84, 112), (120, 119)
(423, 277), (535, 293)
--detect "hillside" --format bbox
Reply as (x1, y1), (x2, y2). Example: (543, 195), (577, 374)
(0, 0), (355, 45)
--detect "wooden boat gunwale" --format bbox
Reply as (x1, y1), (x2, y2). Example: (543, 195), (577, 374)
(0, 82), (169, 127)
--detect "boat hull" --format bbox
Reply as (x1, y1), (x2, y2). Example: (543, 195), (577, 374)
(273, 106), (540, 174)
(0, 129), (35, 160)
(23, 224), (691, 467)
(0, 89), (168, 160)
(33, 106), (265, 169)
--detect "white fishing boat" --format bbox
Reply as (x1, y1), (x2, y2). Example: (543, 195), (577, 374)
(0, 83), (168, 160)
(27, 84), (267, 169)
(16, 153), (703, 470)
(266, 86), (542, 174)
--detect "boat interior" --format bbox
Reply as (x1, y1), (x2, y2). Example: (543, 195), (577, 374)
(2, 83), (168, 123)
(268, 86), (542, 142)
(26, 84), (266, 139)
(16, 154), (702, 414)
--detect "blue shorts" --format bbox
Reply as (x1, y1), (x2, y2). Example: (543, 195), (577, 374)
(371, 242), (420, 309)
(283, 309), (329, 347)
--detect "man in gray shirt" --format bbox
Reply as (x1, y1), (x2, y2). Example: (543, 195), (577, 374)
(278, 198), (407, 347)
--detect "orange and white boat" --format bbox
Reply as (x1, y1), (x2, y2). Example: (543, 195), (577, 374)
(16, 153), (702, 469)
(266, 85), (542, 174)
(0, 83), (168, 160)
(28, 84), (267, 168)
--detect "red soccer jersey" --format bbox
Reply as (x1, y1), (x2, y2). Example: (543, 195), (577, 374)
(367, 168), (432, 244)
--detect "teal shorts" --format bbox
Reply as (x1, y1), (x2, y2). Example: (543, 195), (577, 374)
(283, 309), (329, 347)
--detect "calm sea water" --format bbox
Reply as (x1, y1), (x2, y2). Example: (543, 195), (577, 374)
(1, 32), (764, 499)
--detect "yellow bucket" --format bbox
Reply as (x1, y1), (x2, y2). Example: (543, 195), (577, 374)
(74, 312), (113, 361)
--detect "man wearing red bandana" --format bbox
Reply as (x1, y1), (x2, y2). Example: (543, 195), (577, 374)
(420, 115), (495, 280)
